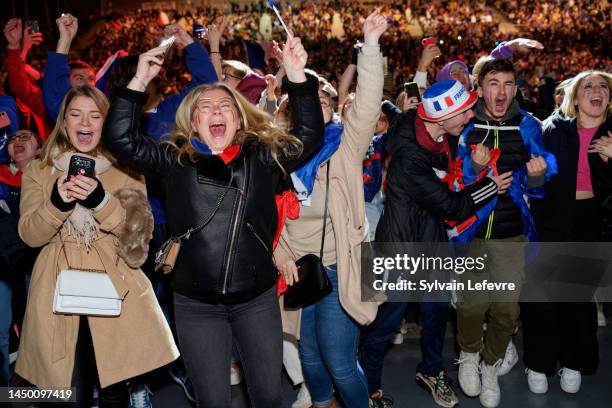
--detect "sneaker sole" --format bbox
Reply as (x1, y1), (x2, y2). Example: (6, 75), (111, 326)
(168, 370), (197, 403)
(415, 374), (458, 408)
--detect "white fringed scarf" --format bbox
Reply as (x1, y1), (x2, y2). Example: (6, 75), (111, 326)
(53, 151), (112, 249)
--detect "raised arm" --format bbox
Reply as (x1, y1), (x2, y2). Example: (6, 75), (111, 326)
(4, 19), (47, 121)
(337, 43), (360, 108)
(43, 14), (79, 120)
(207, 16), (230, 81)
(102, 47), (176, 176)
(280, 35), (324, 172)
(339, 12), (387, 163)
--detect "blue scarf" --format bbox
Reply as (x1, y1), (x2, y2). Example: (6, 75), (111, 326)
(291, 122), (343, 206)
(191, 138), (213, 154)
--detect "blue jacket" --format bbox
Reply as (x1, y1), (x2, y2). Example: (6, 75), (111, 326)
(42, 41), (218, 126)
(454, 107), (557, 242)
(0, 96), (19, 163)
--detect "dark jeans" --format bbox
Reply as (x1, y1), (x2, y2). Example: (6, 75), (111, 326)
(174, 286), (282, 408)
(70, 317), (127, 407)
(361, 301), (449, 393)
(522, 198), (600, 376)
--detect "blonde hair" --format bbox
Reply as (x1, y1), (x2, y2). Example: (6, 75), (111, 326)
(395, 91), (407, 109)
(170, 83), (303, 175)
(560, 70), (612, 124)
(40, 86), (111, 167)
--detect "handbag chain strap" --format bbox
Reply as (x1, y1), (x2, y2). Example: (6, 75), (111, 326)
(172, 168), (235, 244)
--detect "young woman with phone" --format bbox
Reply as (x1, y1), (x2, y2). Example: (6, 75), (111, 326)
(15, 85), (178, 407)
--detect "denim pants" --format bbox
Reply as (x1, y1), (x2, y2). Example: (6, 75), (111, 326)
(0, 280), (11, 385)
(174, 286), (282, 408)
(361, 300), (449, 393)
(299, 265), (369, 407)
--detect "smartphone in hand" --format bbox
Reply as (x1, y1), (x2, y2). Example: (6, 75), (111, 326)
(65, 155), (95, 182)
(26, 20), (40, 33)
(422, 36), (437, 48)
(193, 24), (208, 40)
(158, 35), (176, 58)
(404, 82), (421, 103)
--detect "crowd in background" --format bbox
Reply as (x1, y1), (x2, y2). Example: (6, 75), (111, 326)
(1, 0), (609, 104)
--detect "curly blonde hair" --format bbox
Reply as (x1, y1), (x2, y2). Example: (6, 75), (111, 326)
(169, 83), (303, 176)
(40, 86), (111, 167)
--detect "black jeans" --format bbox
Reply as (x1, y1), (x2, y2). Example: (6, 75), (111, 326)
(522, 198), (600, 375)
(70, 317), (127, 407)
(174, 286), (282, 408)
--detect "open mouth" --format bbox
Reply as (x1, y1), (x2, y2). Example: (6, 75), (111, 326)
(76, 130), (94, 145)
(495, 96), (506, 110)
(209, 121), (227, 139)
(590, 97), (603, 108)
(13, 144), (25, 154)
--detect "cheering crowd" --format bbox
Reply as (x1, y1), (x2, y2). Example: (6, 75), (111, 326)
(1, 1), (612, 408)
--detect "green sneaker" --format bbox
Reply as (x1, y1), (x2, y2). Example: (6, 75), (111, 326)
(368, 389), (394, 408)
(415, 371), (459, 407)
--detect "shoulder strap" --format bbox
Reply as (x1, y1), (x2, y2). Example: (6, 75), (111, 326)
(320, 162), (330, 259)
(176, 168), (235, 242)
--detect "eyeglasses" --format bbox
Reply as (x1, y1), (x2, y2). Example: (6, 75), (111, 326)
(196, 99), (236, 114)
(8, 132), (34, 144)
(222, 71), (242, 81)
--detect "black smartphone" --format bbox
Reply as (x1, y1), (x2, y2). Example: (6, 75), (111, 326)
(65, 155), (95, 182)
(404, 82), (421, 102)
(26, 20), (40, 33)
(193, 24), (207, 40)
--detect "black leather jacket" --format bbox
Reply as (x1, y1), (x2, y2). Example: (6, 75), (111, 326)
(102, 76), (324, 303)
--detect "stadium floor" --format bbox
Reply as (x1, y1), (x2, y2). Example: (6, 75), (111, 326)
(151, 316), (612, 408)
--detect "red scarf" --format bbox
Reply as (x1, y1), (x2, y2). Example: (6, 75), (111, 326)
(414, 117), (453, 170)
(0, 164), (22, 187)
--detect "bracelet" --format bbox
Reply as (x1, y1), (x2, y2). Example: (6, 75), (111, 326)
(133, 75), (147, 90)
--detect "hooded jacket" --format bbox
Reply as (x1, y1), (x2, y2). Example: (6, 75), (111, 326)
(456, 99), (557, 241)
(376, 109), (498, 243)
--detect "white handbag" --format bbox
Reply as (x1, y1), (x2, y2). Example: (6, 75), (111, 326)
(53, 269), (122, 316)
(52, 238), (122, 316)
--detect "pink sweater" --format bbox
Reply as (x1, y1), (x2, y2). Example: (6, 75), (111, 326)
(576, 126), (599, 191)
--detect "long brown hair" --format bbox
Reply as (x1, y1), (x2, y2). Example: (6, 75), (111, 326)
(39, 86), (111, 167)
(169, 83), (303, 175)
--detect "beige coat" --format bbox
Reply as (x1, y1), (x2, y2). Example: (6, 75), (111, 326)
(16, 158), (179, 389)
(277, 45), (384, 339)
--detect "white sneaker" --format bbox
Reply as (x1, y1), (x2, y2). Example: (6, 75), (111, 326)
(480, 360), (502, 408)
(497, 341), (518, 376)
(597, 306), (607, 327)
(399, 319), (409, 335)
(291, 383), (312, 408)
(457, 350), (481, 397)
(525, 368), (548, 394)
(230, 363), (244, 385)
(390, 331), (404, 345)
(559, 367), (581, 393)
